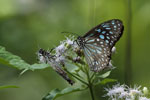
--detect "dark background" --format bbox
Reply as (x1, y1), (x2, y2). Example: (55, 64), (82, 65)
(0, 0), (150, 100)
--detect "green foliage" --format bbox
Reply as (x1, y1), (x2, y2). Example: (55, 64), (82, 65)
(0, 45), (49, 72)
(0, 0), (149, 100)
(0, 39), (117, 100)
(37, 43), (116, 100)
(93, 71), (117, 86)
(97, 71), (111, 78)
(42, 87), (86, 100)
(98, 78), (117, 85)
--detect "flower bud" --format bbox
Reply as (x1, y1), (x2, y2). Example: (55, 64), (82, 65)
(111, 46), (116, 54)
(143, 87), (149, 95)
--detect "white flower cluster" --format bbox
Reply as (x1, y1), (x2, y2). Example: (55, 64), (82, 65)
(38, 36), (76, 65)
(104, 84), (150, 100)
(54, 35), (77, 64)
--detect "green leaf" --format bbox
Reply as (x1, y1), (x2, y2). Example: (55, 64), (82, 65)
(97, 71), (111, 78)
(0, 45), (49, 71)
(30, 63), (49, 70)
(100, 78), (117, 85)
(94, 78), (117, 86)
(0, 85), (19, 89)
(42, 87), (85, 100)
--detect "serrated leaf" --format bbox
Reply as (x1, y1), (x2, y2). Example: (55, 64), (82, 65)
(0, 85), (19, 89)
(0, 46), (49, 71)
(97, 71), (111, 78)
(42, 87), (85, 100)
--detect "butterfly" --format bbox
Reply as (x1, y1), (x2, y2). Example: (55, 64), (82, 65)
(76, 19), (124, 72)
(38, 48), (74, 85)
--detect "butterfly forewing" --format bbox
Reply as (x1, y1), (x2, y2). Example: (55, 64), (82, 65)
(78, 19), (124, 72)
(83, 19), (123, 48)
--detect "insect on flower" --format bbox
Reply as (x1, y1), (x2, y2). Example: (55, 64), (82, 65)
(75, 19), (124, 72)
(38, 48), (74, 85)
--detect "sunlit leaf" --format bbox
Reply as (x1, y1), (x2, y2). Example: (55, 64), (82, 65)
(0, 85), (19, 89)
(42, 87), (86, 100)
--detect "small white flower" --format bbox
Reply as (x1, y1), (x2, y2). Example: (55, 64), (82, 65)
(139, 97), (150, 100)
(55, 42), (66, 55)
(104, 84), (150, 100)
(119, 91), (129, 99)
(105, 84), (126, 99)
(65, 36), (74, 45)
(129, 85), (142, 96)
(66, 39), (74, 45)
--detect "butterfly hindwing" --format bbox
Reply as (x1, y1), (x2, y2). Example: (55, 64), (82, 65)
(83, 38), (111, 71)
(78, 19), (124, 72)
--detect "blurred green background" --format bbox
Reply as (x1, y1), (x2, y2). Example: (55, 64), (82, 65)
(0, 0), (150, 100)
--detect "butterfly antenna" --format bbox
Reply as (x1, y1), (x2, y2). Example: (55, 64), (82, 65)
(61, 31), (79, 37)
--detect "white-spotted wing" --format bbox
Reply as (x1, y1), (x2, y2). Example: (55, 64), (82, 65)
(77, 19), (124, 72)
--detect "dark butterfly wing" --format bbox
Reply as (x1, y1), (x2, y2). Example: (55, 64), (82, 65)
(83, 19), (124, 48)
(81, 19), (124, 72)
(83, 40), (111, 72)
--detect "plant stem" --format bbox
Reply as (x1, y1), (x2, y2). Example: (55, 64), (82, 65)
(85, 66), (95, 100)
(125, 0), (132, 85)
(90, 72), (96, 82)
(88, 83), (95, 100)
